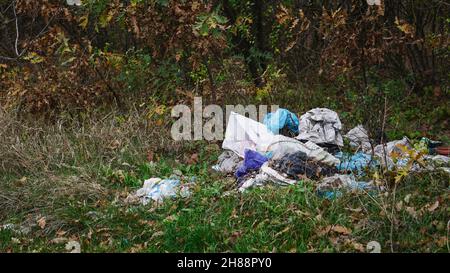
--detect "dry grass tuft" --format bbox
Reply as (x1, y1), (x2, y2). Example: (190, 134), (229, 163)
(0, 107), (179, 230)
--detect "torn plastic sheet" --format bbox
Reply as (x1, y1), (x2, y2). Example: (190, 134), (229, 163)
(212, 150), (242, 173)
(222, 111), (276, 157)
(317, 174), (376, 199)
(335, 151), (378, 176)
(296, 108), (344, 146)
(345, 125), (372, 153)
(235, 149), (269, 178)
(272, 151), (337, 180)
(238, 162), (297, 192)
(129, 177), (195, 205)
(266, 135), (340, 165)
(222, 112), (340, 166)
(374, 137), (412, 169)
(263, 108), (299, 135)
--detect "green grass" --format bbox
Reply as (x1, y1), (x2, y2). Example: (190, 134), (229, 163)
(0, 96), (448, 253)
(1, 152), (448, 253)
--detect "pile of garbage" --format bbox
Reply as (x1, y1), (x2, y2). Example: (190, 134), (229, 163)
(213, 108), (450, 198)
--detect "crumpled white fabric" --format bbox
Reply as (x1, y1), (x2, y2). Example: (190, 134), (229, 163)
(296, 108), (343, 146)
(345, 125), (372, 152)
(222, 112), (340, 166)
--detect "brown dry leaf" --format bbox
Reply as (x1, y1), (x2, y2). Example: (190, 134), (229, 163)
(318, 225), (351, 236)
(130, 244), (145, 253)
(51, 237), (69, 244)
(332, 225), (352, 235)
(37, 217), (46, 229)
(346, 207), (363, 213)
(353, 242), (365, 252)
(56, 230), (67, 237)
(275, 226), (290, 237)
(436, 236), (447, 247)
(405, 206), (417, 218)
(110, 140), (121, 150)
(427, 201), (439, 212)
(229, 231), (242, 244)
(150, 231), (164, 240)
(131, 16), (140, 37)
(147, 151), (154, 162)
(186, 153), (199, 164)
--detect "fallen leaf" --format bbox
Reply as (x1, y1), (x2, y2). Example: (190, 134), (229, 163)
(151, 231), (164, 240)
(427, 200), (439, 212)
(56, 230), (67, 237)
(405, 206), (417, 218)
(51, 237), (69, 244)
(319, 225), (352, 236)
(147, 151), (154, 162)
(346, 207), (362, 213)
(353, 242), (365, 252)
(37, 217), (46, 229)
(332, 225), (352, 235)
(404, 194), (412, 204)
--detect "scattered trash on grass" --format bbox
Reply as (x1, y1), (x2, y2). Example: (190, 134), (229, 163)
(127, 176), (195, 205)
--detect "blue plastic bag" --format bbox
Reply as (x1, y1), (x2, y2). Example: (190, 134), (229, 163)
(335, 151), (378, 176)
(263, 109), (300, 135)
(235, 149), (269, 178)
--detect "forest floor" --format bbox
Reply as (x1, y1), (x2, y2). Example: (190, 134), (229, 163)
(0, 106), (448, 253)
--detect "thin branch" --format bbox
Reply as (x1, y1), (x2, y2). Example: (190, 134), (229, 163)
(12, 0), (19, 57)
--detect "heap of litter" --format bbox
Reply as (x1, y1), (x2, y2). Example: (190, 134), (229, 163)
(213, 108), (449, 198)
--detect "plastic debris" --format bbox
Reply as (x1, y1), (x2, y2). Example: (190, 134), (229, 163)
(345, 125), (372, 152)
(263, 108), (299, 136)
(266, 135), (340, 165)
(215, 110), (447, 197)
(235, 149), (269, 178)
(212, 150), (242, 173)
(222, 112), (276, 157)
(317, 174), (375, 199)
(222, 112), (340, 165)
(297, 108), (343, 146)
(335, 151), (377, 176)
(238, 162), (297, 192)
(65, 240), (81, 253)
(129, 177), (195, 205)
(374, 137), (412, 169)
(272, 151), (337, 180)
